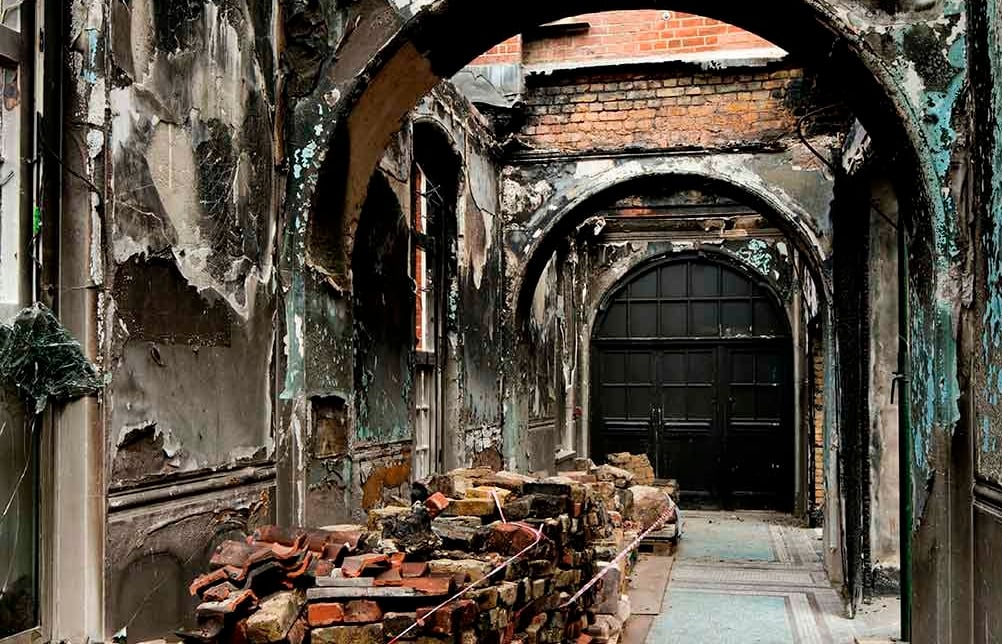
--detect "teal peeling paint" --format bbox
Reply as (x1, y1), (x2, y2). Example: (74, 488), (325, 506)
(281, 272), (305, 399)
(82, 29), (99, 84)
(983, 418), (998, 454)
(983, 0), (1002, 402)
(735, 239), (774, 276)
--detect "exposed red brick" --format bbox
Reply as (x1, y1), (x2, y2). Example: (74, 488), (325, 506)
(308, 602), (346, 627)
(400, 561), (429, 578)
(425, 491), (451, 517)
(520, 11), (775, 66)
(416, 598), (477, 634)
(344, 599), (384, 623)
(401, 575), (453, 595)
(341, 553), (389, 577)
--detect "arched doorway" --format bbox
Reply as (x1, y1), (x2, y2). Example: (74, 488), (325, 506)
(591, 254), (793, 510)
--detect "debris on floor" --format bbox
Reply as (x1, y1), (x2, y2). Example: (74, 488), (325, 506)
(181, 461), (678, 644)
(603, 453), (656, 487)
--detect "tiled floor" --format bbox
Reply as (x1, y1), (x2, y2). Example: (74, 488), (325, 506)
(627, 511), (900, 644)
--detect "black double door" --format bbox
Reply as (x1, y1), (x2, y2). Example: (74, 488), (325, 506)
(592, 258), (792, 510)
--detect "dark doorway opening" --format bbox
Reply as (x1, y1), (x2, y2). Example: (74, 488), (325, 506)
(591, 255), (793, 510)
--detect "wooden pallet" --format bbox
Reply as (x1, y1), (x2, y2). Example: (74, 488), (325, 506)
(638, 523), (679, 555)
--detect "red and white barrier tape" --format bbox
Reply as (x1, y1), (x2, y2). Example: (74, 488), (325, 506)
(560, 492), (677, 609)
(387, 492), (543, 644)
(387, 489), (678, 642)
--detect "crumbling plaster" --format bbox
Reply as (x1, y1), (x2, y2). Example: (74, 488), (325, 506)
(279, 0), (968, 497)
(501, 152), (835, 324)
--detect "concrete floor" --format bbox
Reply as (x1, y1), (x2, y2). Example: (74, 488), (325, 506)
(623, 511), (901, 644)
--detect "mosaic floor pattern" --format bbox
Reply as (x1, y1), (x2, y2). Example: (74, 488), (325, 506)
(643, 511), (892, 644)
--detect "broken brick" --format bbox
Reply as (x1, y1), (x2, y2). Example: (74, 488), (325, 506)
(340, 553), (389, 578)
(311, 624), (383, 644)
(202, 581), (237, 602)
(210, 541), (273, 569)
(400, 561), (429, 578)
(482, 522), (539, 556)
(424, 491), (451, 517)
(244, 591), (303, 644)
(442, 498), (495, 517)
(343, 599), (383, 623)
(196, 589), (258, 616)
(307, 603), (345, 627)
(400, 575), (453, 595)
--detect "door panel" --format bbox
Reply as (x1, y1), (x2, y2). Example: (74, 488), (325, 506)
(724, 347), (790, 508)
(656, 348), (718, 503)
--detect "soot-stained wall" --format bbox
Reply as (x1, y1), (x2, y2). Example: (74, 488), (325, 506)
(68, 0), (282, 637)
(521, 182), (818, 483)
(302, 83), (507, 526)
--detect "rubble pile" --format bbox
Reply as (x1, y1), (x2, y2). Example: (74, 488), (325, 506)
(603, 453), (655, 487)
(182, 461), (676, 644)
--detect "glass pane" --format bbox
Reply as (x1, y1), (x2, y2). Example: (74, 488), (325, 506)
(628, 386), (655, 418)
(422, 249), (437, 353)
(660, 263), (687, 297)
(757, 353), (782, 383)
(414, 165), (427, 234)
(659, 302), (687, 337)
(662, 388), (686, 419)
(600, 302), (628, 337)
(758, 386), (780, 419)
(630, 269), (658, 298)
(687, 387), (714, 419)
(754, 299), (783, 335)
(731, 386), (756, 417)
(690, 302), (718, 337)
(629, 302), (658, 337)
(731, 352), (755, 383)
(721, 268), (750, 295)
(602, 352), (626, 383)
(415, 247), (428, 351)
(602, 387), (626, 417)
(721, 301), (752, 337)
(690, 263), (719, 296)
(627, 353), (652, 383)
(0, 386), (38, 637)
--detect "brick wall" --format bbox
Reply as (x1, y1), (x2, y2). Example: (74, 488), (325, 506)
(469, 36), (523, 65)
(520, 66), (803, 152)
(469, 12), (776, 67)
(524, 11), (775, 65)
(813, 337), (825, 510)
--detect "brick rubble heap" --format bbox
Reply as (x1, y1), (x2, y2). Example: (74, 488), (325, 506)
(182, 459), (677, 644)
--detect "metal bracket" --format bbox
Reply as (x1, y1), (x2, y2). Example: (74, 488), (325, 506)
(891, 371), (908, 404)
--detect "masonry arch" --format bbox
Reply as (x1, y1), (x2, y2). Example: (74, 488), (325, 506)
(291, 0), (951, 293)
(508, 161), (833, 328)
(511, 170), (832, 513)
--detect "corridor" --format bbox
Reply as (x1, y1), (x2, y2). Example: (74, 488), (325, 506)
(626, 512), (900, 643)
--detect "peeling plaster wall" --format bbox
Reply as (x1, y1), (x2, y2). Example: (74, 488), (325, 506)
(99, 0), (278, 480)
(968, 0), (1002, 638)
(301, 84), (507, 526)
(67, 0), (280, 637)
(867, 178), (901, 586)
(56, 0), (989, 637)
